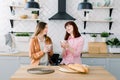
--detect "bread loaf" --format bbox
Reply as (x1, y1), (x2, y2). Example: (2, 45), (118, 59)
(67, 64), (89, 73)
(82, 64), (89, 73)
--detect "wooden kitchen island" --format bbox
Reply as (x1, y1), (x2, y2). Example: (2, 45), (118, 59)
(10, 65), (116, 80)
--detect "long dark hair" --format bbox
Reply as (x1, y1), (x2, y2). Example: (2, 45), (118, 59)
(64, 21), (81, 40)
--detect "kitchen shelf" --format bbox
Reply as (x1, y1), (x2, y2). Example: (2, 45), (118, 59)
(10, 5), (25, 8)
(82, 19), (113, 22)
(9, 5), (40, 15)
(9, 5), (24, 13)
(83, 6), (114, 30)
(10, 18), (41, 28)
(81, 32), (114, 35)
(82, 19), (113, 30)
(10, 31), (34, 34)
(84, 7), (113, 17)
(93, 7), (114, 9)
(10, 18), (41, 21)
(9, 1), (41, 37)
(93, 7), (113, 17)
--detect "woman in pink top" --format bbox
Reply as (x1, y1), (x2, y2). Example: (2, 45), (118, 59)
(60, 21), (84, 65)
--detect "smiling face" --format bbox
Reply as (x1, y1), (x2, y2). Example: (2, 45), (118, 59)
(64, 21), (81, 40)
(65, 24), (73, 34)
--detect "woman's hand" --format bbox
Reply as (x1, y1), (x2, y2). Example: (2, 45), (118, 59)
(60, 41), (69, 49)
(60, 41), (74, 53)
(43, 44), (52, 53)
(36, 51), (45, 58)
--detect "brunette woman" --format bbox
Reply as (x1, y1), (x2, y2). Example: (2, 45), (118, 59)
(60, 21), (84, 65)
(29, 22), (53, 65)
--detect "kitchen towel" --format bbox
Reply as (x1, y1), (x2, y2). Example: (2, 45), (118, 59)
(4, 33), (15, 48)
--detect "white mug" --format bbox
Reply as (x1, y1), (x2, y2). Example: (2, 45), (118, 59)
(45, 44), (52, 51)
(60, 40), (67, 44)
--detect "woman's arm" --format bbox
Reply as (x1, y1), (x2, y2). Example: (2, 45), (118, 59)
(29, 38), (44, 60)
(62, 41), (74, 54)
(65, 37), (84, 56)
(61, 48), (66, 57)
(66, 45), (74, 53)
(73, 38), (84, 56)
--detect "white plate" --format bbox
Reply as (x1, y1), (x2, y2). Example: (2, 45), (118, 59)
(104, 0), (112, 7)
(95, 0), (106, 7)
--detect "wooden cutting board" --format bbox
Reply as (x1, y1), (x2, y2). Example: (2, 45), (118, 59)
(88, 42), (107, 54)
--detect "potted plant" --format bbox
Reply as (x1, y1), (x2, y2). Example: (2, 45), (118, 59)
(90, 33), (97, 42)
(31, 11), (39, 19)
(100, 32), (109, 42)
(15, 32), (30, 42)
(106, 38), (120, 53)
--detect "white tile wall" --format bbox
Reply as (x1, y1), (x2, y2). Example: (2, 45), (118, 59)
(0, 0), (120, 53)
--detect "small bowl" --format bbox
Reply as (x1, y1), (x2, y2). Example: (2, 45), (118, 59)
(20, 15), (28, 19)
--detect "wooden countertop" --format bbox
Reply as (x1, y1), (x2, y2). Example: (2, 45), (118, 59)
(81, 53), (120, 58)
(10, 65), (116, 80)
(0, 52), (28, 57)
(0, 52), (120, 58)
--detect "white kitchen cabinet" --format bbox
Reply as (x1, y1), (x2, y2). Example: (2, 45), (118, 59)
(19, 57), (30, 65)
(82, 57), (120, 80)
(82, 58), (107, 68)
(0, 56), (20, 80)
(0, 56), (30, 80)
(107, 58), (120, 80)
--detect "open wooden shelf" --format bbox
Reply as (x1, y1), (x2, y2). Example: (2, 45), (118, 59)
(83, 6), (114, 30)
(81, 32), (114, 35)
(10, 18), (41, 21)
(82, 19), (113, 30)
(93, 7), (114, 9)
(9, 5), (40, 14)
(10, 18), (41, 28)
(82, 19), (113, 22)
(9, 5), (25, 8)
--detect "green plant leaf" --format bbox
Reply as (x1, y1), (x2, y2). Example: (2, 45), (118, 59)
(106, 37), (120, 47)
(100, 32), (109, 37)
(91, 33), (97, 37)
(15, 32), (30, 36)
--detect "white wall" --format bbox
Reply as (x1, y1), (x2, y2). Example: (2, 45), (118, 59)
(0, 0), (120, 53)
(0, 0), (11, 51)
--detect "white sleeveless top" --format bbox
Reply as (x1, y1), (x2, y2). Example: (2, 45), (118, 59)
(38, 38), (49, 65)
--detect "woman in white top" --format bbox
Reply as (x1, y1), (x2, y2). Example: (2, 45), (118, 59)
(29, 22), (53, 66)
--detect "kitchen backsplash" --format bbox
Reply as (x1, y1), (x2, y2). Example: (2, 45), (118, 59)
(0, 0), (120, 53)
